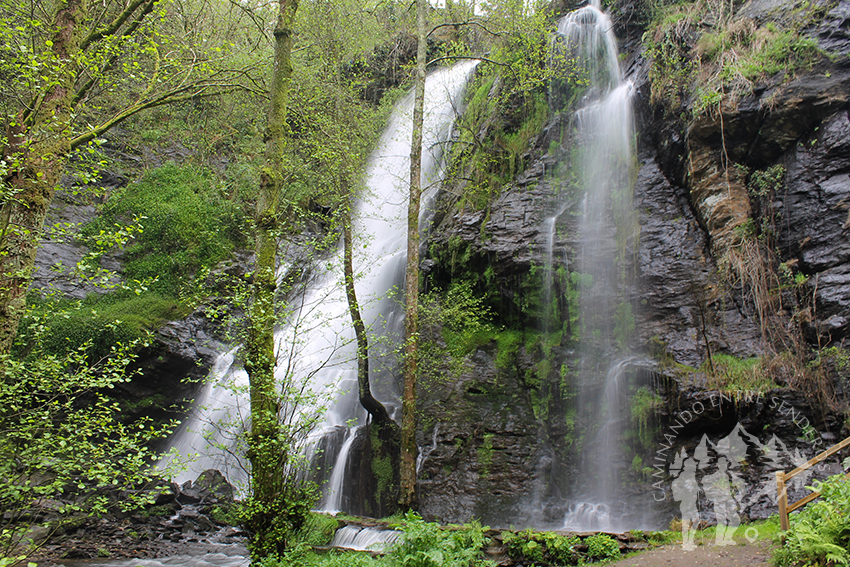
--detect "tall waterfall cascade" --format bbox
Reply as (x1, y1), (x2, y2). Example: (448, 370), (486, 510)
(542, 0), (653, 531)
(160, 61), (479, 514)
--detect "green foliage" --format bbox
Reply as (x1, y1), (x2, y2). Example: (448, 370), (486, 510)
(139, 505), (173, 520)
(0, 318), (177, 556)
(372, 446), (395, 508)
(447, 74), (549, 210)
(629, 386), (662, 450)
(290, 513), (340, 547)
(702, 353), (778, 392)
(82, 162), (249, 296)
(585, 533), (620, 561)
(630, 387), (662, 432)
(267, 514), (495, 567)
(17, 292), (184, 359)
(240, 483), (320, 558)
(445, 8), (570, 212)
(206, 503), (239, 527)
(419, 281), (495, 381)
(495, 329), (524, 371)
(488, 7), (578, 109)
(435, 282), (494, 355)
(502, 529), (582, 565)
(644, 0), (825, 117)
(749, 165), (786, 198)
(387, 512), (494, 567)
(773, 474), (850, 566)
(477, 433), (495, 477)
(263, 548), (383, 567)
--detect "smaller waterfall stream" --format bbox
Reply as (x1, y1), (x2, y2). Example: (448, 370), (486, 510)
(546, 0), (649, 532)
(331, 526), (401, 551)
(160, 62), (478, 514)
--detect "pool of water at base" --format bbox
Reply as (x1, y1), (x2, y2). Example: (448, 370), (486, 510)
(51, 544), (249, 567)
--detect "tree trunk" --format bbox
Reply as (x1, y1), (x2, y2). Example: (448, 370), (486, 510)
(0, 0), (87, 355)
(242, 0), (302, 557)
(399, 0), (427, 510)
(341, 201), (394, 427)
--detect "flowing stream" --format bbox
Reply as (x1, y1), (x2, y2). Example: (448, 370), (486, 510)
(160, 61), (478, 514)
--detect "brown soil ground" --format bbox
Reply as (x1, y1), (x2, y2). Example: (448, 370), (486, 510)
(612, 540), (774, 567)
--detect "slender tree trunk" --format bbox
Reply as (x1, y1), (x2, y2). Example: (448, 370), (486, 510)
(399, 0), (427, 510)
(0, 0), (87, 355)
(342, 200), (394, 426)
(243, 0), (300, 557)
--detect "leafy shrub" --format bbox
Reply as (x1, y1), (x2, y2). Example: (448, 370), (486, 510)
(585, 533), (620, 561)
(773, 474), (850, 567)
(0, 330), (175, 557)
(502, 529), (582, 565)
(388, 512), (495, 567)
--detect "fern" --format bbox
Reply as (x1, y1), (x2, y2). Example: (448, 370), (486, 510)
(774, 474), (850, 566)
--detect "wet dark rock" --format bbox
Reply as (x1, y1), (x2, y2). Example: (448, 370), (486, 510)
(31, 189), (122, 298)
(29, 471), (242, 565)
(417, 345), (541, 526)
(775, 110), (850, 339)
(634, 153), (767, 361)
(194, 469), (235, 502)
(178, 483), (203, 505)
(176, 471), (236, 506)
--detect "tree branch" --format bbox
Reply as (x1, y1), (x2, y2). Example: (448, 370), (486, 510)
(428, 20), (502, 38)
(69, 80), (251, 150)
(227, 0), (271, 44)
(80, 0), (155, 52)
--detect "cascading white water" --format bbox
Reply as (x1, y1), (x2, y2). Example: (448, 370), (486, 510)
(330, 525), (401, 551)
(551, 0), (642, 531)
(160, 61), (479, 513)
(158, 349), (248, 484)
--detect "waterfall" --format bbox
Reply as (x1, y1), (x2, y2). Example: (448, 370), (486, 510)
(159, 61), (478, 513)
(330, 526), (401, 551)
(546, 0), (649, 531)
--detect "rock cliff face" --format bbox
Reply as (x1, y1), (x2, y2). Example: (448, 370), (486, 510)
(417, 0), (850, 527)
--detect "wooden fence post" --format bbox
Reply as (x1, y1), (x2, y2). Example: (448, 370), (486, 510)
(776, 470), (789, 531)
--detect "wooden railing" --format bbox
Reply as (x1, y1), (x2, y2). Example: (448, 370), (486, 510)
(776, 435), (850, 530)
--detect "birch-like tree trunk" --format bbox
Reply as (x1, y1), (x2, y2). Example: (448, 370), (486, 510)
(399, 0), (427, 510)
(242, 0), (305, 557)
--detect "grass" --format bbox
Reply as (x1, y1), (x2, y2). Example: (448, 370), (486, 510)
(664, 515), (783, 547)
(644, 0), (826, 117)
(702, 353), (779, 393)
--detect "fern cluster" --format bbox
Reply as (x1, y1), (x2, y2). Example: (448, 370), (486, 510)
(774, 474), (850, 566)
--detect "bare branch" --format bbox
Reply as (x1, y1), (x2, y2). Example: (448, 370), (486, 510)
(227, 0), (271, 44)
(428, 20), (502, 38)
(69, 75), (260, 150)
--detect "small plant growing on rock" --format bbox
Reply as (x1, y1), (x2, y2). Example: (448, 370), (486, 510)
(585, 533), (620, 561)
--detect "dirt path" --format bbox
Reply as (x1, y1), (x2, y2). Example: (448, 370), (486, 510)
(612, 540), (774, 567)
